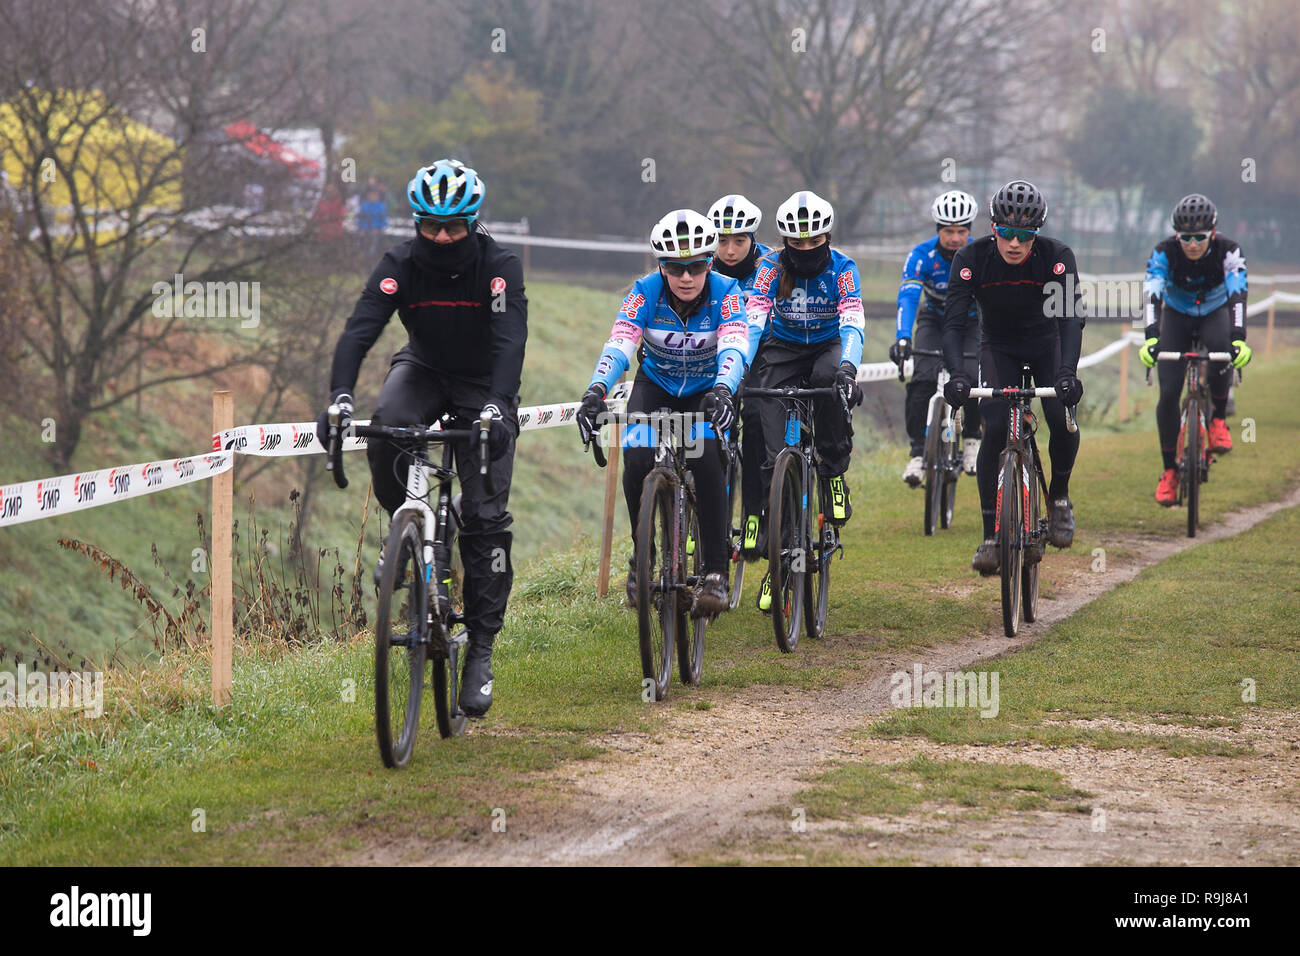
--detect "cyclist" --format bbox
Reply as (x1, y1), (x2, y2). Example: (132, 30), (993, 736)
(706, 193), (773, 560)
(576, 209), (753, 616)
(942, 180), (1083, 574)
(1139, 193), (1251, 506)
(746, 189), (866, 609)
(316, 159), (527, 718)
(894, 189), (982, 486)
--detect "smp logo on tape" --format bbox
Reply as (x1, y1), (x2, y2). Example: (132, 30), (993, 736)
(203, 454), (229, 472)
(0, 486), (24, 521)
(36, 479), (62, 513)
(107, 468), (131, 496)
(74, 473), (98, 503)
(258, 426), (282, 451)
(220, 429), (248, 452)
(174, 458), (195, 479)
(141, 463), (164, 488)
(290, 425), (314, 450)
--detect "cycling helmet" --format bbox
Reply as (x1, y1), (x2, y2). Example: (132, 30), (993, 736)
(775, 190), (834, 238)
(707, 194), (763, 235)
(650, 209), (718, 258)
(1172, 193), (1217, 232)
(407, 159), (485, 224)
(931, 189), (978, 227)
(989, 180), (1048, 229)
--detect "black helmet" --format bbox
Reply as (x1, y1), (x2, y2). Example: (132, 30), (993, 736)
(989, 180), (1048, 229)
(1172, 193), (1217, 232)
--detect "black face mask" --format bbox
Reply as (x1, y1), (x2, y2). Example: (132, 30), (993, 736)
(412, 230), (479, 276)
(713, 238), (761, 280)
(780, 240), (831, 279)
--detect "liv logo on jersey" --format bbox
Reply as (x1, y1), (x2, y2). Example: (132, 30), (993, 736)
(662, 331), (710, 350)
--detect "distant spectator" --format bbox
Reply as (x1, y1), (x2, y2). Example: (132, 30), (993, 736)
(242, 181), (265, 213)
(358, 176), (389, 257)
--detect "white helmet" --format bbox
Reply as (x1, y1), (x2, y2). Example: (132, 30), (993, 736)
(931, 189), (978, 226)
(650, 208), (718, 258)
(775, 190), (834, 238)
(707, 194), (762, 235)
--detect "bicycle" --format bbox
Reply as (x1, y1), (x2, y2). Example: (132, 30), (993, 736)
(723, 429), (746, 610)
(970, 367), (1077, 638)
(586, 410), (729, 700)
(1148, 340), (1236, 538)
(326, 405), (496, 768)
(745, 385), (849, 653)
(908, 348), (977, 536)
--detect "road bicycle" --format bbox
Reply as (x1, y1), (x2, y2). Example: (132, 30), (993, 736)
(971, 368), (1077, 638)
(910, 348), (977, 536)
(745, 385), (849, 653)
(587, 411), (730, 700)
(1149, 339), (1236, 538)
(327, 406), (495, 768)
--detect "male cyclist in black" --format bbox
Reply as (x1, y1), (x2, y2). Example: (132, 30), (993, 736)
(316, 159), (527, 718)
(1140, 193), (1251, 506)
(942, 180), (1083, 574)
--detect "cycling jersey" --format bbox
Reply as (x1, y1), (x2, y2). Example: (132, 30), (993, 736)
(941, 234), (1084, 373)
(896, 234), (976, 339)
(588, 270), (750, 397)
(747, 248), (865, 367)
(734, 241), (773, 366)
(1143, 235), (1248, 340)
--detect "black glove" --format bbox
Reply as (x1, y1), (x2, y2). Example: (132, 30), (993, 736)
(889, 338), (912, 366)
(315, 391), (354, 449)
(1054, 369), (1083, 407)
(836, 362), (863, 408)
(577, 386), (607, 446)
(700, 383), (735, 435)
(468, 401), (513, 460)
(944, 371), (971, 409)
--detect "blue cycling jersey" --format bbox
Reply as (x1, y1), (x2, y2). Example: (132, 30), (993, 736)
(588, 270), (753, 398)
(747, 247), (865, 367)
(733, 241), (773, 367)
(1144, 235), (1248, 336)
(896, 234), (976, 339)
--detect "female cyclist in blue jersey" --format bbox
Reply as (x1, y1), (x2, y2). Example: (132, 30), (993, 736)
(745, 190), (866, 610)
(706, 194), (773, 560)
(576, 209), (757, 616)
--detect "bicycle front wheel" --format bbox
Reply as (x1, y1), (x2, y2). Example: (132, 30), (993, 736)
(1186, 396), (1201, 538)
(727, 452), (745, 611)
(636, 470), (677, 700)
(998, 452), (1023, 638)
(941, 408), (961, 530)
(675, 497), (706, 685)
(804, 476), (831, 640)
(1022, 453), (1043, 624)
(374, 510), (428, 768)
(769, 450), (806, 653)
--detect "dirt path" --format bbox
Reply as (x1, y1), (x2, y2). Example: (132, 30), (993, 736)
(349, 487), (1300, 866)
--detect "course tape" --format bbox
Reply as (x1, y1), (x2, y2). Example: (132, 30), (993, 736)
(0, 452), (233, 528)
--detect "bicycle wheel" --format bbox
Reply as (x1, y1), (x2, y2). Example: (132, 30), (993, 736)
(675, 497), (706, 685)
(922, 398), (944, 536)
(429, 499), (466, 739)
(997, 452), (1023, 638)
(636, 470), (677, 700)
(1022, 454), (1043, 624)
(804, 476), (831, 640)
(726, 452), (746, 611)
(1186, 396), (1201, 538)
(769, 449), (806, 653)
(374, 510), (428, 768)
(941, 407), (962, 530)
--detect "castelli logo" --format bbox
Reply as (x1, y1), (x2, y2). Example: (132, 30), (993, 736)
(1053, 262), (1065, 275)
(379, 277), (398, 295)
(490, 276), (506, 294)
(960, 267), (972, 280)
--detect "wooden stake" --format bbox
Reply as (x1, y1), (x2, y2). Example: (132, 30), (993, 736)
(597, 420), (622, 599)
(1118, 340), (1129, 421)
(211, 391), (234, 707)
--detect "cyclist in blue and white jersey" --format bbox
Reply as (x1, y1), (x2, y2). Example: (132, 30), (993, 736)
(1140, 193), (1252, 506)
(707, 194), (773, 560)
(576, 209), (757, 616)
(745, 189), (866, 609)
(893, 190), (982, 486)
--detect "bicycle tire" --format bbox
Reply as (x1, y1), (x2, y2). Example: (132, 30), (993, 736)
(374, 510), (428, 768)
(804, 476), (831, 640)
(430, 497), (466, 739)
(769, 449), (805, 653)
(1022, 453), (1042, 624)
(941, 407), (961, 530)
(676, 498), (706, 685)
(726, 453), (745, 611)
(998, 452), (1023, 638)
(922, 400), (944, 536)
(636, 470), (677, 700)
(1186, 396), (1201, 538)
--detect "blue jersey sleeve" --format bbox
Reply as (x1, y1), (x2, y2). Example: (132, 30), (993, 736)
(896, 244), (926, 339)
(589, 275), (656, 393)
(835, 257), (865, 367)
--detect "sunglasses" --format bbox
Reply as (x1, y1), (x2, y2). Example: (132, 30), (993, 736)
(417, 216), (470, 238)
(660, 257), (713, 277)
(994, 225), (1039, 242)
(1178, 232), (1211, 243)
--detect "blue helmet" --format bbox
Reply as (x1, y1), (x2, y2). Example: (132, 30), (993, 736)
(407, 159), (485, 223)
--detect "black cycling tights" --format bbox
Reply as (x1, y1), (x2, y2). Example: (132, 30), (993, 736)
(1155, 306), (1232, 470)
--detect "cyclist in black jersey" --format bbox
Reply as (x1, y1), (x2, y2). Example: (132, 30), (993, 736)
(1139, 193), (1252, 505)
(941, 181), (1084, 574)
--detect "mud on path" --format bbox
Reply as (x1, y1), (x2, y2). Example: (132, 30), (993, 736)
(349, 488), (1300, 866)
